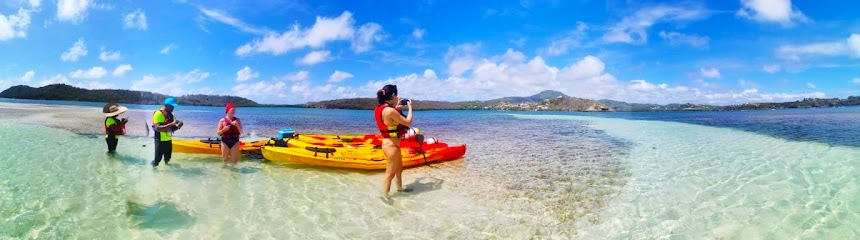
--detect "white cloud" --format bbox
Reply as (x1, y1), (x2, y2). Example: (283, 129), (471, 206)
(544, 22), (588, 56)
(70, 67), (107, 79)
(20, 70), (34, 82)
(160, 44), (177, 54)
(198, 7), (269, 35)
(602, 5), (707, 44)
(75, 80), (115, 89)
(412, 28), (425, 39)
(700, 67), (721, 78)
(328, 70), (353, 83)
(123, 9), (147, 30)
(444, 43), (482, 76)
(29, 0), (40, 8)
(130, 69), (210, 96)
(628, 80), (657, 91)
(276, 71), (310, 82)
(39, 74), (70, 86)
(235, 66), (259, 82)
(61, 38), (87, 61)
(297, 50), (332, 65)
(99, 50), (121, 61)
(776, 33), (860, 60)
(659, 31), (709, 48)
(853, 77), (860, 84)
(0, 8), (30, 41)
(806, 82), (815, 89)
(57, 0), (90, 23)
(236, 11), (384, 56)
(762, 64), (781, 73)
(737, 0), (808, 26)
(352, 23), (383, 53)
(112, 64), (132, 77)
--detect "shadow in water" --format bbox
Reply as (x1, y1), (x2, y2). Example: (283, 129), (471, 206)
(228, 166), (261, 174)
(166, 164), (208, 177)
(401, 177), (445, 195)
(126, 200), (195, 232)
(107, 152), (147, 166)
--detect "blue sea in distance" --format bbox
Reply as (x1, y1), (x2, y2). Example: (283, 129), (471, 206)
(1, 98), (858, 238)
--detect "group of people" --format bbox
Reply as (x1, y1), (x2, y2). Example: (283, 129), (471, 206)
(101, 97), (243, 167)
(100, 84), (415, 198)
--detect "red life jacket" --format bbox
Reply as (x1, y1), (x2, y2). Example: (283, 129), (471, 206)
(104, 117), (125, 136)
(220, 116), (241, 141)
(374, 103), (406, 138)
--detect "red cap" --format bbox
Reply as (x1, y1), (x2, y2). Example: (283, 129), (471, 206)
(225, 103), (235, 113)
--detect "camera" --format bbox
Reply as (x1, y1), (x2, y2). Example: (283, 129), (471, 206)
(399, 99), (410, 105)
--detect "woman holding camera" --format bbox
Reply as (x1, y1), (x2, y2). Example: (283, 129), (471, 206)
(374, 84), (414, 199)
(217, 103), (243, 165)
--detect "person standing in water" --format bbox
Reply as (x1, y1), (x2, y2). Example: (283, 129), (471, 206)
(102, 103), (128, 154)
(374, 84), (414, 198)
(217, 103), (243, 165)
(151, 97), (183, 167)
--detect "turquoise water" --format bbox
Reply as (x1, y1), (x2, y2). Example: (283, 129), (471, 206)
(2, 100), (860, 238)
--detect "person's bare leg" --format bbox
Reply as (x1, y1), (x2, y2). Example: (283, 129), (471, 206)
(230, 144), (240, 165)
(220, 142), (229, 166)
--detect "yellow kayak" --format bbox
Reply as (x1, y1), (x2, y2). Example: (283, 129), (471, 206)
(261, 136), (466, 170)
(172, 139), (267, 155)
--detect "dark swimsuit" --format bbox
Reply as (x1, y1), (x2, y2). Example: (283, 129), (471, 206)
(221, 116), (241, 149)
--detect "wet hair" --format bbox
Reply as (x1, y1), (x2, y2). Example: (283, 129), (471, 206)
(376, 84), (397, 105)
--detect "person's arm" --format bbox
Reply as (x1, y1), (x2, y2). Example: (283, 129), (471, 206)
(217, 119), (229, 136)
(234, 118), (243, 135)
(386, 100), (413, 126)
(153, 113), (174, 132)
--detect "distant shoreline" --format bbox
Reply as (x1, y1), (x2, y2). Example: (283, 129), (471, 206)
(3, 84), (860, 112)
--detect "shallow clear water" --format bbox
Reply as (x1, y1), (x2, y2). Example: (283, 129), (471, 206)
(2, 100), (859, 238)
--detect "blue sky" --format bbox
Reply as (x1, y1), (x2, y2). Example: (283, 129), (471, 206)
(1, 0), (859, 105)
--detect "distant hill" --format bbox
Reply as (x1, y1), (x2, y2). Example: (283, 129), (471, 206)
(0, 84), (259, 107)
(306, 90), (606, 111)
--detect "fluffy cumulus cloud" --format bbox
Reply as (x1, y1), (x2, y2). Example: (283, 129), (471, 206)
(297, 50), (332, 65)
(29, 0), (40, 8)
(130, 69), (210, 96)
(19, 70), (35, 82)
(233, 70), (358, 103)
(61, 38), (87, 61)
(123, 9), (147, 30)
(659, 31), (709, 48)
(700, 67), (721, 78)
(112, 64), (132, 77)
(352, 48), (824, 105)
(70, 67), (107, 79)
(39, 74), (70, 86)
(0, 8), (30, 41)
(235, 66), (259, 82)
(328, 70), (353, 83)
(737, 0), (808, 26)
(236, 11), (384, 56)
(352, 23), (383, 53)
(99, 50), (121, 61)
(777, 33), (860, 60)
(57, 0), (90, 23)
(602, 5), (707, 44)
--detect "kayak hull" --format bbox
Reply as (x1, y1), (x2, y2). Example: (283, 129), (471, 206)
(172, 139), (266, 155)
